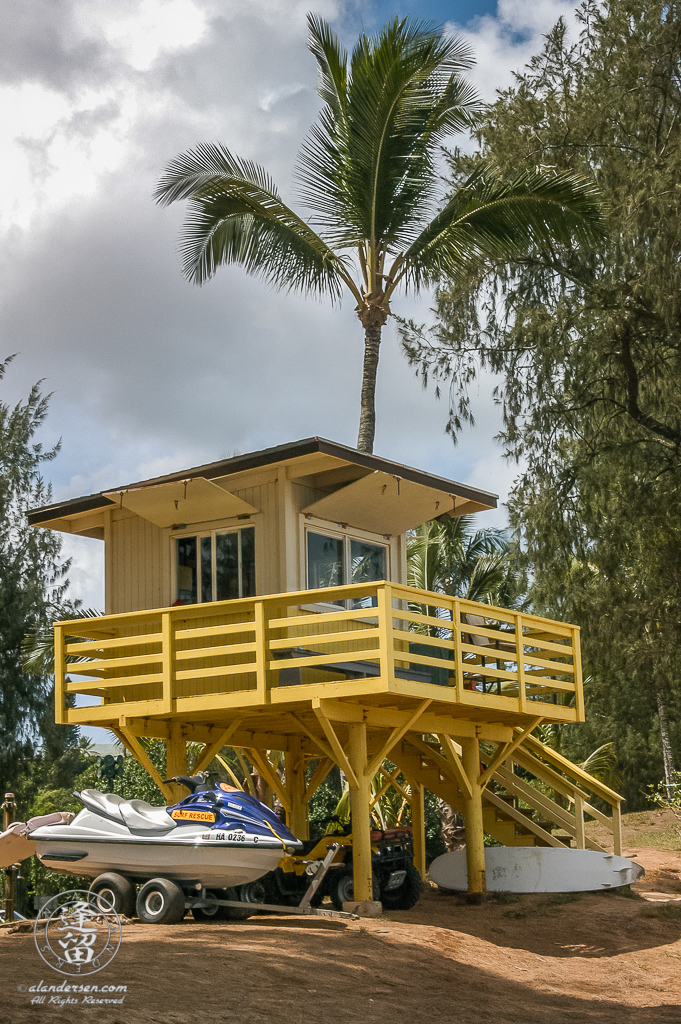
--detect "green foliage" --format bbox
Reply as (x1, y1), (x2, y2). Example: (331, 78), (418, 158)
(407, 514), (524, 608)
(0, 356), (73, 799)
(646, 770), (681, 810)
(401, 0), (681, 807)
(308, 764), (344, 841)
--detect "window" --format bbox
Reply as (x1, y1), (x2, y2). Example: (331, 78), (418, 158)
(176, 527), (255, 603)
(306, 528), (387, 605)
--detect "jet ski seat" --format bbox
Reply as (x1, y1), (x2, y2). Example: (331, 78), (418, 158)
(119, 799), (177, 836)
(78, 790), (127, 824)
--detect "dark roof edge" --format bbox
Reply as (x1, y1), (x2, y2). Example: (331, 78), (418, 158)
(26, 436), (497, 525)
(27, 493), (116, 525)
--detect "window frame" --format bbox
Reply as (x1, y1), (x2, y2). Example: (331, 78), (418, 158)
(172, 523), (256, 604)
(302, 517), (390, 607)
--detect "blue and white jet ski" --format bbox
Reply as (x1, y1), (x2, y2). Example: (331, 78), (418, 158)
(28, 772), (303, 889)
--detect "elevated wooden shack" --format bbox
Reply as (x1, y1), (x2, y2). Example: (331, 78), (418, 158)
(28, 437), (623, 898)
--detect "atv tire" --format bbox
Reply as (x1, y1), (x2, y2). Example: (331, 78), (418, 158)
(90, 872), (136, 919)
(379, 862), (422, 911)
(137, 878), (186, 924)
(329, 868), (380, 911)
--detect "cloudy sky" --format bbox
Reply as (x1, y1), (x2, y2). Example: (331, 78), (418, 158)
(1, 0), (581, 609)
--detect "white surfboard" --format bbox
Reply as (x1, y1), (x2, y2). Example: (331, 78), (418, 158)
(429, 846), (644, 893)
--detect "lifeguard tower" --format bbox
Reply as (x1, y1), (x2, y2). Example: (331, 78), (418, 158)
(28, 437), (623, 899)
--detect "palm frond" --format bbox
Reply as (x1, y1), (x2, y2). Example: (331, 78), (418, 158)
(392, 164), (603, 290)
(22, 607), (104, 675)
(307, 14), (348, 120)
(297, 18), (479, 248)
(580, 742), (623, 791)
(155, 143), (355, 298)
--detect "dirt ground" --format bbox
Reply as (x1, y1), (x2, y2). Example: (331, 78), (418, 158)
(2, 810), (681, 1024)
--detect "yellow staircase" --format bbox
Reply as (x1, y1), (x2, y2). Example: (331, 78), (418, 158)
(393, 729), (622, 855)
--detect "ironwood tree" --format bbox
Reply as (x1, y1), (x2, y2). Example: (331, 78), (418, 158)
(0, 355), (74, 802)
(400, 0), (681, 804)
(155, 14), (600, 454)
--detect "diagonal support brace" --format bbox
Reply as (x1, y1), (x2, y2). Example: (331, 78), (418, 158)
(113, 721), (174, 802)
(478, 717), (544, 791)
(191, 720), (243, 775)
(312, 699), (358, 789)
(438, 733), (473, 802)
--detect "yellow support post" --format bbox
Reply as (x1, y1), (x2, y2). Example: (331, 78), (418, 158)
(408, 778), (426, 880)
(165, 721), (187, 802)
(285, 737), (309, 840)
(574, 793), (586, 849)
(347, 721), (374, 903)
(54, 625), (66, 725)
(460, 736), (486, 896)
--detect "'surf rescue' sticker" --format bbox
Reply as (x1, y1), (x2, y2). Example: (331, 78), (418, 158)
(170, 809), (216, 822)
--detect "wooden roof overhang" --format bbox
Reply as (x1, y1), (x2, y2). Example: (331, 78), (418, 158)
(26, 436), (497, 538)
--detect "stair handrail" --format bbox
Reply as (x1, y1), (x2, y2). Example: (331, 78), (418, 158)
(513, 729), (623, 807)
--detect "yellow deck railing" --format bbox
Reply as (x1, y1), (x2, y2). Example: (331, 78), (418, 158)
(54, 581), (583, 726)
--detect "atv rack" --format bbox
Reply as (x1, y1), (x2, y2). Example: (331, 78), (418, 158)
(187, 843), (359, 921)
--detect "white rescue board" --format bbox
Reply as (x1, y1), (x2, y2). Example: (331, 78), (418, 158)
(429, 846), (644, 893)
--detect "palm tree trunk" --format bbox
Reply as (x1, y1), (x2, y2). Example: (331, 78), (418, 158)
(439, 798), (464, 850)
(654, 671), (676, 796)
(357, 322), (382, 454)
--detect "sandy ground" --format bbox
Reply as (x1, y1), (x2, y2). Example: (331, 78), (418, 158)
(2, 814), (681, 1024)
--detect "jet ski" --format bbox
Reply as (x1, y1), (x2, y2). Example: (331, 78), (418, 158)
(27, 772), (303, 889)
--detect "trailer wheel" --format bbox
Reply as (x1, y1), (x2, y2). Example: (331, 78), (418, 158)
(330, 869), (380, 911)
(89, 873), (136, 919)
(379, 862), (422, 910)
(136, 878), (186, 924)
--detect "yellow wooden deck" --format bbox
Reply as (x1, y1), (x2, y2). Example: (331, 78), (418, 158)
(56, 580), (583, 736)
(52, 582), (626, 896)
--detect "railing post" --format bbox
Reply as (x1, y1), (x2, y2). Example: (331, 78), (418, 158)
(572, 626), (585, 721)
(452, 599), (464, 700)
(54, 625), (66, 724)
(612, 802), (622, 856)
(377, 584), (395, 682)
(574, 793), (586, 849)
(254, 600), (268, 703)
(514, 612), (527, 714)
(161, 611), (175, 715)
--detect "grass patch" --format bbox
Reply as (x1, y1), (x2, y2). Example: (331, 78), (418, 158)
(540, 893), (583, 907)
(597, 885), (644, 901)
(624, 828), (681, 851)
(639, 904), (681, 921)
(492, 892), (522, 904)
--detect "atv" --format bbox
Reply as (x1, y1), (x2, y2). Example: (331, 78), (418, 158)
(257, 818), (422, 911)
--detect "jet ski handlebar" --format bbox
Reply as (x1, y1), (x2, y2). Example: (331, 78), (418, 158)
(162, 771), (217, 793)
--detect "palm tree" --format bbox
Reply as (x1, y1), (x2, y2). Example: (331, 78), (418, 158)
(155, 15), (601, 454)
(407, 515), (520, 606)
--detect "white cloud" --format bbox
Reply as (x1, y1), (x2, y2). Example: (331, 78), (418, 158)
(0, 0), (579, 607)
(60, 534), (105, 610)
(450, 0), (580, 101)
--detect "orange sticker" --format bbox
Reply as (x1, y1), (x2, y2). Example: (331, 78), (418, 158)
(170, 809), (216, 822)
